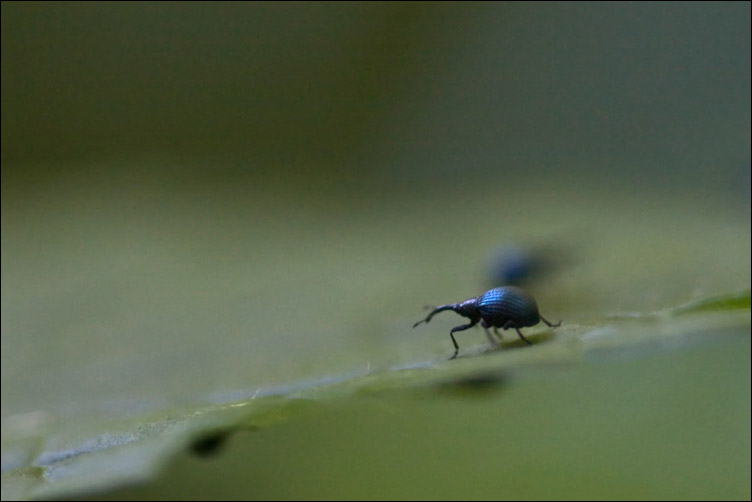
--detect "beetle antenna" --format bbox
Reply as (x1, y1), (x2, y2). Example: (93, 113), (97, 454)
(412, 304), (457, 328)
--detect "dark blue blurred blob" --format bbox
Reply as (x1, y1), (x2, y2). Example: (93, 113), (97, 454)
(488, 246), (537, 285)
(486, 243), (570, 288)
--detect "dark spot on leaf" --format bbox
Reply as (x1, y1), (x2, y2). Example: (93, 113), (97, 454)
(433, 370), (511, 397)
(190, 431), (232, 458)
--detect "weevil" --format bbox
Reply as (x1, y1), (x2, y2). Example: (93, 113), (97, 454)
(413, 286), (561, 359)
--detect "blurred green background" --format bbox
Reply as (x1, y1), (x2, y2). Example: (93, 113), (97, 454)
(2, 2), (750, 499)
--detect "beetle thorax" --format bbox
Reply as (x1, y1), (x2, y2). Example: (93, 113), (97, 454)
(454, 297), (482, 322)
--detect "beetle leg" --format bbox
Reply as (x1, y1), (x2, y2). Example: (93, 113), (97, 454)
(448, 321), (478, 359)
(480, 319), (499, 346)
(493, 327), (504, 341)
(540, 315), (561, 328)
(501, 320), (533, 345)
(483, 327), (501, 346)
(514, 327), (533, 345)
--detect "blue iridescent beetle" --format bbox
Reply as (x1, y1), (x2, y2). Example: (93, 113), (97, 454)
(413, 286), (561, 359)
